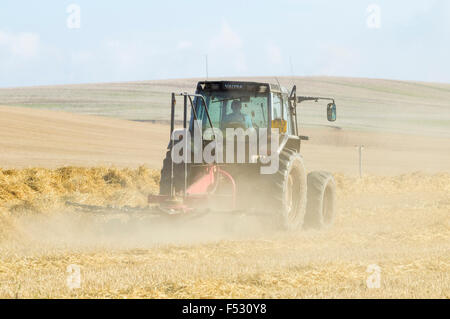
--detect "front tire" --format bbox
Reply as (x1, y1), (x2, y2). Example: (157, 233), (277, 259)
(304, 171), (337, 229)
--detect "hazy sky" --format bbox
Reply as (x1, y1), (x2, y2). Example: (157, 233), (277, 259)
(0, 0), (449, 87)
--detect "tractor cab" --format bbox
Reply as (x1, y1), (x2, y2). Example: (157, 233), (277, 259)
(191, 81), (294, 136)
(191, 80), (336, 138)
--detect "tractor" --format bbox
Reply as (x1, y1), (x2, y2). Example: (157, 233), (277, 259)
(149, 81), (338, 230)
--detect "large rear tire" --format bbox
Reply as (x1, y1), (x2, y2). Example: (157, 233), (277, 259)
(304, 171), (337, 229)
(271, 150), (307, 231)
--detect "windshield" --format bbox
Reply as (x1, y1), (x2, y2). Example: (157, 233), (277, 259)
(193, 90), (269, 131)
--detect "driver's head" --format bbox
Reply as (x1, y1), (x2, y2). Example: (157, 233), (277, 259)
(231, 100), (242, 113)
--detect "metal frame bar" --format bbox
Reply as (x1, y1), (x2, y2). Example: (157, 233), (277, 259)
(297, 96), (335, 104)
(183, 95), (188, 197)
(289, 85), (298, 136)
(170, 93), (176, 197)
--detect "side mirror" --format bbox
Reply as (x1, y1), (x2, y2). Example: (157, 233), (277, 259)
(327, 103), (337, 122)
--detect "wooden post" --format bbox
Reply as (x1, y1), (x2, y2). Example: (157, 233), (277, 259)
(356, 145), (365, 178)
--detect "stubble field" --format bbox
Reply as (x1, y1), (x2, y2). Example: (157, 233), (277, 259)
(0, 76), (449, 298)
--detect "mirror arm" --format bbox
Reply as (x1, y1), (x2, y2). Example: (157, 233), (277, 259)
(297, 96), (335, 104)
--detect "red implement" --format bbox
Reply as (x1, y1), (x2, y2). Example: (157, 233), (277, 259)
(148, 165), (236, 214)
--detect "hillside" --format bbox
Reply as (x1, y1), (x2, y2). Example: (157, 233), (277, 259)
(0, 105), (168, 168)
(0, 104), (449, 173)
(1, 76), (449, 137)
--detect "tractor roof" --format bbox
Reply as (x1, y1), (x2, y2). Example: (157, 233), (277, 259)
(196, 80), (288, 94)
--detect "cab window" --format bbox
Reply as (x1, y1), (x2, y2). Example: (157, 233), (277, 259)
(272, 93), (282, 120)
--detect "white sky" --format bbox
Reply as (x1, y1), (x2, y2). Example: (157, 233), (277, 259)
(0, 0), (449, 87)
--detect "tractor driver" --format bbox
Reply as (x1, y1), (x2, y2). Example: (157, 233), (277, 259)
(223, 100), (253, 129)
